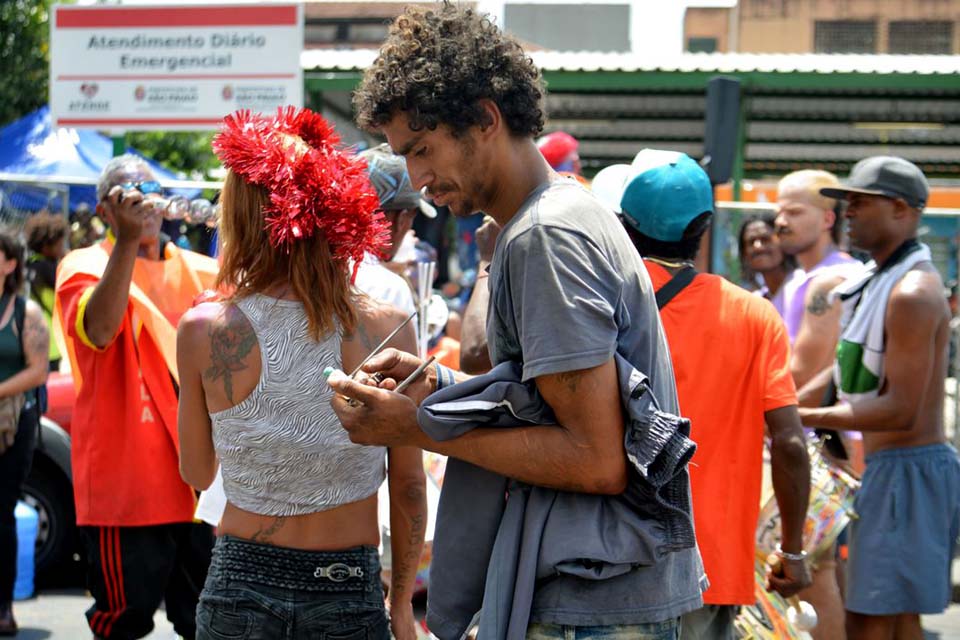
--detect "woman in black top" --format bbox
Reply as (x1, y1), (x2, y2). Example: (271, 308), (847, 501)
(0, 230), (50, 636)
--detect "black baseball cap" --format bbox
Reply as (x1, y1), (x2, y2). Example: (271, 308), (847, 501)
(820, 156), (929, 209)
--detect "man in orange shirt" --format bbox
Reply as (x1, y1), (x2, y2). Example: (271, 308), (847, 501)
(54, 155), (218, 640)
(617, 150), (812, 639)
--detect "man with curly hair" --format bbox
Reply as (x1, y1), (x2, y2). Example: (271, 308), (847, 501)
(331, 4), (705, 639)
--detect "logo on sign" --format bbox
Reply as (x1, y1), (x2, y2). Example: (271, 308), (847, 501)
(135, 85), (146, 101)
(222, 85), (234, 101)
(80, 83), (99, 99)
(70, 82), (109, 112)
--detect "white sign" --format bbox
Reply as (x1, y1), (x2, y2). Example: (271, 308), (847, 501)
(50, 3), (304, 131)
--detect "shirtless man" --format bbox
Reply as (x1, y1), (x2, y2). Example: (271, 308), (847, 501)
(799, 156), (960, 640)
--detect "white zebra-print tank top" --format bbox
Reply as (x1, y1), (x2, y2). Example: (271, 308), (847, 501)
(210, 294), (386, 516)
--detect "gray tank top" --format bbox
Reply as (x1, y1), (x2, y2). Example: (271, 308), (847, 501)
(210, 294), (386, 516)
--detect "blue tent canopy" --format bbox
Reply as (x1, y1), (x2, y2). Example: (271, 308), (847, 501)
(0, 106), (198, 213)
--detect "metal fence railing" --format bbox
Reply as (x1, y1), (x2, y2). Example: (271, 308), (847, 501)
(0, 178), (71, 231)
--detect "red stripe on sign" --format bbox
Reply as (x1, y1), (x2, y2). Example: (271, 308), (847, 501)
(58, 118), (226, 126)
(56, 6), (298, 28)
(57, 74), (296, 80)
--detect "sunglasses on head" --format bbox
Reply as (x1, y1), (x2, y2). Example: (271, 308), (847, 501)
(119, 181), (164, 195)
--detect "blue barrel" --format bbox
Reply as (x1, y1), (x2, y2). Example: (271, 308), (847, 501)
(13, 500), (38, 600)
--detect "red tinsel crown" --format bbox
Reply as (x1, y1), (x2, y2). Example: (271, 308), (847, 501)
(212, 106), (388, 265)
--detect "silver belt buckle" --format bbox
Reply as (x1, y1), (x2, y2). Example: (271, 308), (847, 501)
(313, 562), (364, 582)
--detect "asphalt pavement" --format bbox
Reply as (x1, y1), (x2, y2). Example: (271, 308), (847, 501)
(10, 587), (960, 639)
(12, 588), (175, 639)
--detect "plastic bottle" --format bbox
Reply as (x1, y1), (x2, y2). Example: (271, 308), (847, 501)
(13, 500), (38, 600)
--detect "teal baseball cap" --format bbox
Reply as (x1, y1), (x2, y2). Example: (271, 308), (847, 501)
(619, 149), (714, 242)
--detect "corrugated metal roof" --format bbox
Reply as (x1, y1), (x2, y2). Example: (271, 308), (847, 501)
(302, 49), (960, 75)
(531, 52), (960, 75)
(545, 93), (960, 122)
(544, 119), (960, 145)
(301, 48), (960, 176)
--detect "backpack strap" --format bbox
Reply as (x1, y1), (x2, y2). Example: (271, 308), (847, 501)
(13, 296), (25, 356)
(655, 267), (697, 310)
(12, 295), (40, 411)
(815, 377), (848, 460)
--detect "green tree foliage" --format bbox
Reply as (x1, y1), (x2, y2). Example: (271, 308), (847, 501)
(127, 131), (220, 180)
(0, 0), (52, 127)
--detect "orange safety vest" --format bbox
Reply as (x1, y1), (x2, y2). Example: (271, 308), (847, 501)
(54, 239), (218, 390)
(53, 239), (218, 526)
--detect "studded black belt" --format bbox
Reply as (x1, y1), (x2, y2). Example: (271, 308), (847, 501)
(213, 535), (381, 593)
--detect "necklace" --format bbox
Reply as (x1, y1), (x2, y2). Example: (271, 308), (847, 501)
(645, 256), (695, 270)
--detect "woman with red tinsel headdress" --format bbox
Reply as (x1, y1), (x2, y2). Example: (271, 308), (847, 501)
(176, 107), (426, 640)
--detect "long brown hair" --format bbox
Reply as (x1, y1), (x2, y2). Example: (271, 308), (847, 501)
(216, 170), (358, 338)
(0, 230), (24, 296)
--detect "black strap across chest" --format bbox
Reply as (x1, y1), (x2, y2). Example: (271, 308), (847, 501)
(655, 267), (697, 310)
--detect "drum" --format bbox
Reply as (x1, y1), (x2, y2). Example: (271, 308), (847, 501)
(736, 438), (860, 639)
(734, 558), (810, 640)
(756, 439), (860, 561)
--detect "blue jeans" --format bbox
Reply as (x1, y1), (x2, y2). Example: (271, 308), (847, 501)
(197, 536), (390, 640)
(526, 618), (680, 640)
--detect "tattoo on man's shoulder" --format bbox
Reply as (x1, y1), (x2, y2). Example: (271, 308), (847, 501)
(203, 305), (257, 403)
(806, 291), (831, 316)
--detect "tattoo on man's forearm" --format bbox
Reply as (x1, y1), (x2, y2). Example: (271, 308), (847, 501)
(250, 517), (284, 543)
(203, 305), (257, 403)
(806, 292), (831, 316)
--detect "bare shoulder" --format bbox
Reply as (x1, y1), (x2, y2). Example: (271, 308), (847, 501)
(799, 272), (845, 317)
(22, 299), (49, 355)
(807, 272), (847, 301)
(889, 266), (949, 318)
(178, 301), (254, 348)
(356, 293), (408, 335)
(178, 302), (220, 342)
(345, 292), (414, 355)
(23, 298), (46, 324)
(180, 300), (261, 405)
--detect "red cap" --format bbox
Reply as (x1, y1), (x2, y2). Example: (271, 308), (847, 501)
(537, 131), (579, 169)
